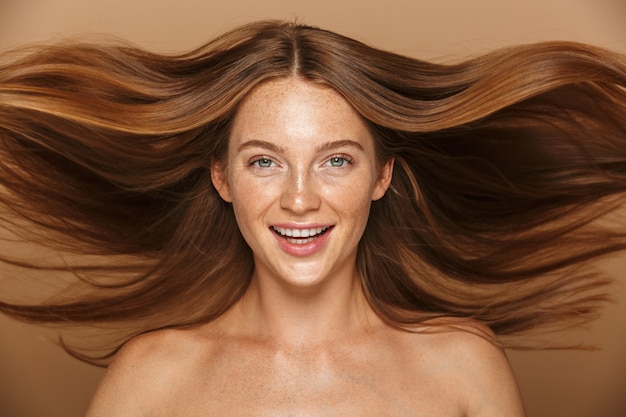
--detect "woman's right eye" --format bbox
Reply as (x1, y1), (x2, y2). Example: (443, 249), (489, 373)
(249, 157), (275, 168)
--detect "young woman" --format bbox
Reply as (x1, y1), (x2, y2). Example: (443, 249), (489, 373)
(1, 20), (625, 415)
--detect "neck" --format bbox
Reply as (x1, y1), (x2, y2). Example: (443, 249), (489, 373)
(227, 267), (380, 348)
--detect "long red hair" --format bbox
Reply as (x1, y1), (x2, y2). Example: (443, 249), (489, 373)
(1, 20), (625, 363)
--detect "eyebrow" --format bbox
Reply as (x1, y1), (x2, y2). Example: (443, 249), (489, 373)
(316, 140), (364, 153)
(237, 139), (364, 153)
(237, 140), (284, 153)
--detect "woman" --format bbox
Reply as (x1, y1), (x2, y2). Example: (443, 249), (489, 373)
(1, 20), (625, 415)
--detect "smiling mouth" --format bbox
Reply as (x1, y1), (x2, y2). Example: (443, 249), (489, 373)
(271, 226), (331, 244)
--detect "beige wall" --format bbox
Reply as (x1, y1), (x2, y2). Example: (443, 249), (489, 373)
(0, 1), (625, 416)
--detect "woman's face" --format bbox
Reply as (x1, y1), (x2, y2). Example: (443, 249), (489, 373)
(211, 78), (393, 290)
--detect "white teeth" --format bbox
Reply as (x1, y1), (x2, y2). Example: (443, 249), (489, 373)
(273, 226), (327, 238)
(286, 237), (316, 245)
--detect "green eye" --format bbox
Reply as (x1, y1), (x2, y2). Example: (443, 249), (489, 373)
(328, 156), (350, 167)
(252, 158), (274, 168)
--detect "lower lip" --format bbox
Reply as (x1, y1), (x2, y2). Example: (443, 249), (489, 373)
(272, 227), (333, 257)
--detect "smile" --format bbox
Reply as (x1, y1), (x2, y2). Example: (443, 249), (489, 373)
(271, 226), (330, 244)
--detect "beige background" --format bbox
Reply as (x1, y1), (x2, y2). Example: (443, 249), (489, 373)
(0, 1), (625, 416)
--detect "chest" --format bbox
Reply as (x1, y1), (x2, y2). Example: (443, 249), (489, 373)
(165, 346), (463, 417)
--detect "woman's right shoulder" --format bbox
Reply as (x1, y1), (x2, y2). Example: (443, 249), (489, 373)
(85, 326), (222, 417)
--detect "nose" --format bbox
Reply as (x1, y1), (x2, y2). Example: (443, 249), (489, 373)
(279, 168), (321, 214)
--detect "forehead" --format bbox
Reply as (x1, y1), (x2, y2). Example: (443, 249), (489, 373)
(230, 77), (372, 146)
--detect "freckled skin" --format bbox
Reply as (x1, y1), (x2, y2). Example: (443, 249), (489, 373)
(85, 79), (526, 417)
(214, 77), (392, 292)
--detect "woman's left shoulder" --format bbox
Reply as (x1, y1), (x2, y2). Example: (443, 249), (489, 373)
(398, 318), (527, 417)
(394, 317), (499, 357)
(417, 317), (501, 358)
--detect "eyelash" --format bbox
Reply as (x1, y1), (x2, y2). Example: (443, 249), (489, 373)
(248, 156), (276, 168)
(324, 154), (353, 167)
(247, 154), (353, 169)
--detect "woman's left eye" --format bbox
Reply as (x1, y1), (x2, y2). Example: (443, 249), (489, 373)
(325, 156), (352, 167)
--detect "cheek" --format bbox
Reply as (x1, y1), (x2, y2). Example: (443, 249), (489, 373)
(341, 172), (379, 206)
(230, 199), (262, 251)
(230, 187), (261, 228)
(230, 175), (277, 211)
(226, 175), (253, 222)
(326, 184), (374, 227)
(228, 176), (276, 241)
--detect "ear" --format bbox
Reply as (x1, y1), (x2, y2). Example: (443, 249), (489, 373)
(371, 158), (394, 201)
(210, 159), (232, 203)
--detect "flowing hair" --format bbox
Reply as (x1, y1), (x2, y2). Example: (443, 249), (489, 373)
(0, 20), (625, 364)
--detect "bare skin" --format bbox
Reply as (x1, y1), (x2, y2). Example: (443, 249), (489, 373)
(86, 78), (525, 416)
(86, 315), (524, 416)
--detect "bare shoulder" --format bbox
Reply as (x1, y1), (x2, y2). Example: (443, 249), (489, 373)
(85, 326), (220, 417)
(398, 319), (526, 417)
